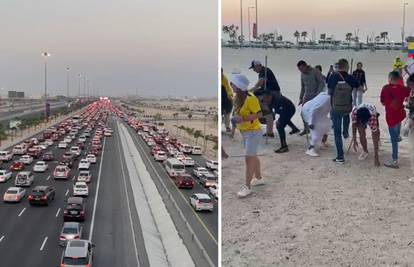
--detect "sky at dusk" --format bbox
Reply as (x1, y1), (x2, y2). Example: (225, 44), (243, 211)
(0, 0), (218, 98)
(222, 0), (413, 42)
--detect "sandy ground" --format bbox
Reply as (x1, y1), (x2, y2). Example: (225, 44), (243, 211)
(222, 123), (414, 266)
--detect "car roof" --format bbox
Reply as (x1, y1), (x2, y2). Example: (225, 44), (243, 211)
(32, 186), (49, 191)
(63, 222), (80, 228)
(64, 240), (89, 258)
(18, 171), (31, 175)
(7, 187), (22, 191)
(193, 193), (211, 199)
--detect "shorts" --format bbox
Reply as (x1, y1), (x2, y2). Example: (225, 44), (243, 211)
(241, 130), (262, 156)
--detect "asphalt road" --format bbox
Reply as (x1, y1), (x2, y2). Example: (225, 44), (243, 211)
(122, 120), (218, 266)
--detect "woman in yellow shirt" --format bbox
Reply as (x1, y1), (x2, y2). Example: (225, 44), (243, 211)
(230, 74), (263, 197)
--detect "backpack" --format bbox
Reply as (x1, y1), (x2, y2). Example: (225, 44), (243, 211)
(332, 73), (353, 114)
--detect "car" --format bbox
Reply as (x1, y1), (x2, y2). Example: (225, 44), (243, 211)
(19, 155), (33, 165)
(64, 197), (85, 222)
(45, 139), (54, 146)
(75, 142), (85, 150)
(10, 161), (25, 171)
(54, 165), (70, 180)
(60, 239), (93, 266)
(151, 146), (162, 156)
(191, 146), (202, 155)
(0, 150), (13, 162)
(154, 151), (167, 161)
(28, 186), (55, 206)
(78, 159), (90, 170)
(77, 171), (91, 183)
(0, 170), (12, 182)
(27, 147), (42, 159)
(199, 173), (218, 188)
(58, 142), (68, 149)
(14, 171), (34, 187)
(59, 222), (83, 246)
(70, 146), (81, 156)
(63, 136), (72, 143)
(174, 173), (194, 189)
(3, 187), (26, 202)
(181, 156), (195, 167)
(85, 154), (96, 164)
(63, 152), (78, 161)
(193, 167), (210, 178)
(189, 193), (214, 212)
(78, 136), (86, 143)
(37, 143), (48, 150)
(30, 138), (39, 145)
(40, 152), (54, 161)
(90, 148), (99, 156)
(12, 145), (27, 155)
(73, 182), (88, 197)
(209, 183), (218, 199)
(205, 160), (218, 170)
(59, 159), (74, 169)
(33, 161), (48, 173)
(104, 131), (112, 137)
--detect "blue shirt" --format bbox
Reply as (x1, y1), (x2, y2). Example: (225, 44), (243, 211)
(327, 71), (360, 96)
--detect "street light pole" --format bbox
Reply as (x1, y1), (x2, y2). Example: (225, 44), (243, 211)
(66, 67), (70, 99)
(78, 74), (81, 98)
(240, 0), (243, 45)
(248, 6), (255, 44)
(402, 0), (408, 47)
(42, 52), (50, 122)
(255, 0), (258, 38)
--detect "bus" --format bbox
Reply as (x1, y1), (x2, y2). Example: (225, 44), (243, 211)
(164, 158), (185, 177)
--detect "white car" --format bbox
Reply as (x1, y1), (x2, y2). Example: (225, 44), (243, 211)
(86, 154), (97, 164)
(12, 145), (27, 155)
(209, 183), (219, 199)
(154, 151), (167, 161)
(33, 161), (48, 173)
(194, 167), (210, 178)
(37, 143), (48, 150)
(104, 131), (112, 137)
(192, 146), (202, 155)
(77, 171), (91, 183)
(0, 151), (13, 162)
(189, 193), (214, 212)
(205, 160), (219, 170)
(45, 139), (54, 146)
(19, 155), (33, 165)
(70, 146), (81, 156)
(3, 187), (26, 202)
(30, 138), (39, 145)
(182, 157), (195, 167)
(78, 136), (86, 143)
(73, 182), (89, 197)
(63, 136), (72, 143)
(0, 170), (12, 182)
(58, 142), (68, 149)
(78, 159), (90, 170)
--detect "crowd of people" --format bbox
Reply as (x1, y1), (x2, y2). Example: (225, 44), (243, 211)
(222, 57), (414, 197)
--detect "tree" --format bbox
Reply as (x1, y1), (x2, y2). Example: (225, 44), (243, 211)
(294, 30), (300, 44)
(301, 31), (308, 41)
(193, 130), (202, 145)
(187, 113), (193, 120)
(380, 32), (389, 42)
(222, 24), (239, 46)
(153, 113), (162, 121)
(345, 33), (353, 48)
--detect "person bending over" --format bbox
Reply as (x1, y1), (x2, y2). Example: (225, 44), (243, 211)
(351, 104), (380, 166)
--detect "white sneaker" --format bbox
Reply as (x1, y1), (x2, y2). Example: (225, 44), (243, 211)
(306, 148), (319, 157)
(250, 178), (265, 186)
(358, 151), (368, 161)
(237, 185), (251, 198)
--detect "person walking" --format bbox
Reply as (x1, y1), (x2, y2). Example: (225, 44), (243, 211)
(403, 74), (414, 180)
(230, 74), (263, 198)
(326, 65), (335, 82)
(261, 90), (300, 153)
(249, 60), (282, 138)
(297, 60), (326, 136)
(221, 69), (233, 132)
(380, 71), (410, 168)
(302, 91), (331, 157)
(352, 62), (368, 107)
(328, 58), (360, 163)
(351, 103), (380, 166)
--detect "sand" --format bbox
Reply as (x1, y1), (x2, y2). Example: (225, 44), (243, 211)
(222, 123), (414, 266)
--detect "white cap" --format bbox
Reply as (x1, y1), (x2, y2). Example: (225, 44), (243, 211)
(230, 74), (250, 91)
(249, 60), (262, 69)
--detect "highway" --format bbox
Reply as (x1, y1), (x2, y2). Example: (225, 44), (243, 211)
(0, 105), (218, 266)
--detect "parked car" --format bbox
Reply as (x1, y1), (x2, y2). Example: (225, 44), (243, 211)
(189, 193), (214, 212)
(28, 186), (55, 206)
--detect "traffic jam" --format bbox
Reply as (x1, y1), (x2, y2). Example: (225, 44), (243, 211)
(0, 101), (112, 266)
(115, 108), (219, 213)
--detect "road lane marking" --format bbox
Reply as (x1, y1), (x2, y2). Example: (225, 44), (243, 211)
(55, 208), (61, 218)
(72, 175), (76, 181)
(18, 207), (26, 217)
(116, 124), (141, 266)
(0, 236), (4, 243)
(46, 175), (50, 181)
(89, 135), (107, 241)
(65, 189), (69, 196)
(40, 237), (48, 251)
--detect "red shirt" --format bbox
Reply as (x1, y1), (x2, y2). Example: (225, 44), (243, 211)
(380, 84), (410, 127)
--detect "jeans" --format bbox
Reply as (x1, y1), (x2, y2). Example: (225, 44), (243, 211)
(352, 87), (363, 107)
(388, 123), (401, 161)
(342, 114), (350, 136)
(331, 111), (348, 159)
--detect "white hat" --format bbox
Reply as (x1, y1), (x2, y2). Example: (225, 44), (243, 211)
(249, 60), (262, 69)
(230, 74), (250, 91)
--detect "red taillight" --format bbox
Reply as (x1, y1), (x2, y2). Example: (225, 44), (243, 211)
(41, 196), (47, 200)
(80, 211), (85, 215)
(28, 195), (33, 200)
(74, 235), (80, 239)
(64, 210), (68, 214)
(59, 235), (65, 240)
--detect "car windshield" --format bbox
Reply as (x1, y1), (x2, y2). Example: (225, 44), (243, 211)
(16, 174), (26, 179)
(75, 185), (87, 189)
(198, 198), (211, 203)
(7, 190), (18, 194)
(56, 167), (66, 172)
(63, 227), (78, 234)
(79, 172), (89, 176)
(31, 191), (45, 196)
(63, 257), (88, 264)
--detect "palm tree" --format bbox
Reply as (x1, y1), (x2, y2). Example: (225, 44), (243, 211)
(345, 33), (353, 49)
(380, 32), (389, 42)
(294, 30), (300, 44)
(187, 113), (193, 120)
(193, 130), (202, 145)
(301, 31), (308, 41)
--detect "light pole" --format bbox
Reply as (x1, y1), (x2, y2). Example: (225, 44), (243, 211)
(42, 52), (50, 121)
(255, 0), (258, 38)
(402, 0), (408, 47)
(240, 0), (243, 45)
(66, 67), (70, 99)
(78, 74), (82, 98)
(248, 6), (255, 44)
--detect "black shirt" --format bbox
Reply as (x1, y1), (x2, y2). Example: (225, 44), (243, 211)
(352, 69), (366, 87)
(258, 67), (281, 92)
(268, 95), (295, 115)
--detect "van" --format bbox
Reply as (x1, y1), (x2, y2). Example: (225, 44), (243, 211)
(164, 158), (185, 177)
(191, 146), (202, 155)
(0, 151), (13, 162)
(15, 171), (34, 187)
(180, 144), (193, 154)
